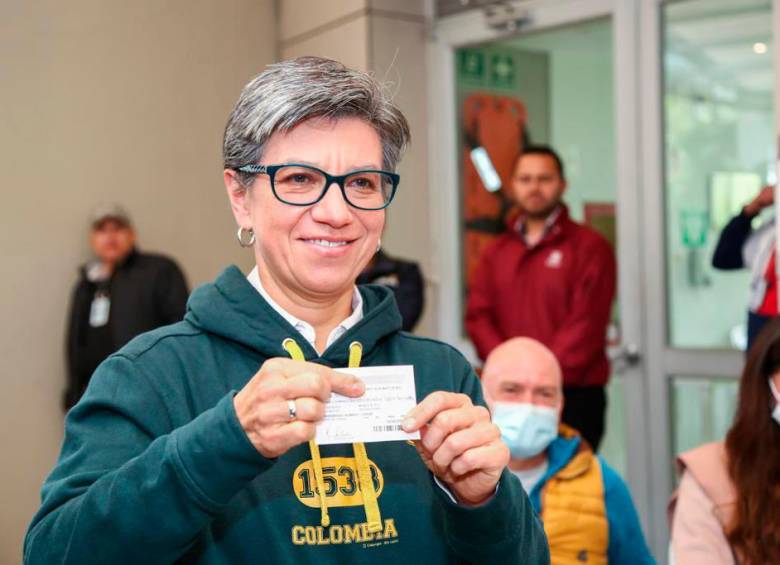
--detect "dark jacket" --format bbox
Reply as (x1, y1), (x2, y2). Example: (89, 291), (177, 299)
(465, 206), (616, 387)
(64, 249), (188, 409)
(712, 210), (754, 270)
(28, 266), (549, 564)
(357, 250), (424, 332)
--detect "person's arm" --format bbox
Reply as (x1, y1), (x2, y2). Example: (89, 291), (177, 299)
(432, 467), (550, 563)
(713, 186), (774, 270)
(394, 261), (425, 332)
(670, 471), (736, 565)
(601, 458), (655, 564)
(548, 239), (616, 382)
(25, 355), (272, 564)
(712, 212), (755, 270)
(465, 249), (505, 361)
(428, 355), (550, 563)
(154, 259), (189, 324)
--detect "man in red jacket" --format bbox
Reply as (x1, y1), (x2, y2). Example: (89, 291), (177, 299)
(465, 145), (616, 450)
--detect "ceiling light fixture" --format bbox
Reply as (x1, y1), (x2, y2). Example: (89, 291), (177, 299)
(753, 42), (768, 55)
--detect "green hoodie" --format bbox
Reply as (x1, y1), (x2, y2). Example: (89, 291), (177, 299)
(25, 266), (549, 564)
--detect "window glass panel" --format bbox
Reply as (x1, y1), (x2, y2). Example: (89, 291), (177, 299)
(663, 0), (775, 349)
(670, 375), (738, 457)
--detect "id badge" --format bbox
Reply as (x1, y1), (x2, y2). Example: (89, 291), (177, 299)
(89, 295), (110, 327)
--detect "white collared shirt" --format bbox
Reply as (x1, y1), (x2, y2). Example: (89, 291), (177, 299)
(247, 266), (363, 354)
(515, 205), (562, 247)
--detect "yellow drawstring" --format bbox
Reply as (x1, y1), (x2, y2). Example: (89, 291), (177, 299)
(348, 341), (383, 533)
(282, 338), (382, 533)
(282, 338), (330, 528)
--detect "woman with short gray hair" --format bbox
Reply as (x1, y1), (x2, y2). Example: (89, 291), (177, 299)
(26, 57), (548, 564)
(224, 56), (409, 176)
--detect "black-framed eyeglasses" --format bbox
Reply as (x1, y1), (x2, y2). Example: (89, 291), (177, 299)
(236, 163), (399, 211)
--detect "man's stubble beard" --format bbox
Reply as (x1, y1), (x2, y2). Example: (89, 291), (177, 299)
(519, 199), (560, 221)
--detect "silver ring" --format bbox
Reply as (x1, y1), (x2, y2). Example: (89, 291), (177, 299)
(287, 399), (297, 421)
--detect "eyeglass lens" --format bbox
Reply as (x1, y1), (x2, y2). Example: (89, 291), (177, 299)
(272, 165), (394, 209)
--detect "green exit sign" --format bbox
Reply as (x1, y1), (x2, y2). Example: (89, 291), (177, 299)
(490, 53), (514, 86)
(458, 50), (485, 80)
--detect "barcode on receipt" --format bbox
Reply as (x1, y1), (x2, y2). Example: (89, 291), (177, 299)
(372, 425), (403, 432)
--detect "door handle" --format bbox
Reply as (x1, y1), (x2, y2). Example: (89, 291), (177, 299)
(609, 342), (641, 367)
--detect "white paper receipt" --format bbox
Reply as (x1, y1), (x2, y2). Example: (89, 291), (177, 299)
(315, 365), (421, 445)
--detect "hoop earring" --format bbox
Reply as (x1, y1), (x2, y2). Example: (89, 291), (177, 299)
(237, 227), (255, 247)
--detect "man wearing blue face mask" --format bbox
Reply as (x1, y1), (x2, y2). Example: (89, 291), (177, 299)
(482, 337), (654, 564)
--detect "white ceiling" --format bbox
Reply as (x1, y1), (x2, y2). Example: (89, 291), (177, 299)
(665, 0), (772, 102)
(502, 16), (610, 55)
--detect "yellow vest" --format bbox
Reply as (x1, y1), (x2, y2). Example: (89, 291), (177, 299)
(540, 426), (609, 565)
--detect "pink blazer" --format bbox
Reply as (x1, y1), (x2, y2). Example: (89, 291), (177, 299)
(668, 442), (739, 564)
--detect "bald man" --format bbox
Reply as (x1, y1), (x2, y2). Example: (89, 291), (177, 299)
(482, 338), (654, 564)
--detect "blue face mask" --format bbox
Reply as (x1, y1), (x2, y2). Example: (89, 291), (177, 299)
(492, 402), (558, 459)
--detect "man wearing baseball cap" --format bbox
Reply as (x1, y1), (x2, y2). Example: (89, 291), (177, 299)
(64, 204), (189, 409)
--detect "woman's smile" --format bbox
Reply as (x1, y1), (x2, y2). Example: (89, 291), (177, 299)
(298, 236), (357, 257)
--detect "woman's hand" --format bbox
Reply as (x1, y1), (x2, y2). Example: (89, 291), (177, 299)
(402, 391), (509, 506)
(745, 185), (775, 216)
(234, 358), (365, 458)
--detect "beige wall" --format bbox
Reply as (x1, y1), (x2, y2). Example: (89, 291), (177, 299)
(279, 0), (435, 335)
(0, 1), (276, 560)
(280, 0), (369, 69)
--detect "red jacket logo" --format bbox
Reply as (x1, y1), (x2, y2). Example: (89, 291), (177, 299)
(545, 250), (563, 268)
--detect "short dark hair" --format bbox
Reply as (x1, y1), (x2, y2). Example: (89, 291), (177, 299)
(517, 145), (565, 180)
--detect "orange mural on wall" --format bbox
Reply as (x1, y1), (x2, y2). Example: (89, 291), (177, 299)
(462, 93), (528, 285)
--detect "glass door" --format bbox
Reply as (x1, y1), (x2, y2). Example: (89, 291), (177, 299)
(430, 0), (653, 553)
(639, 0), (779, 560)
(663, 0), (775, 451)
